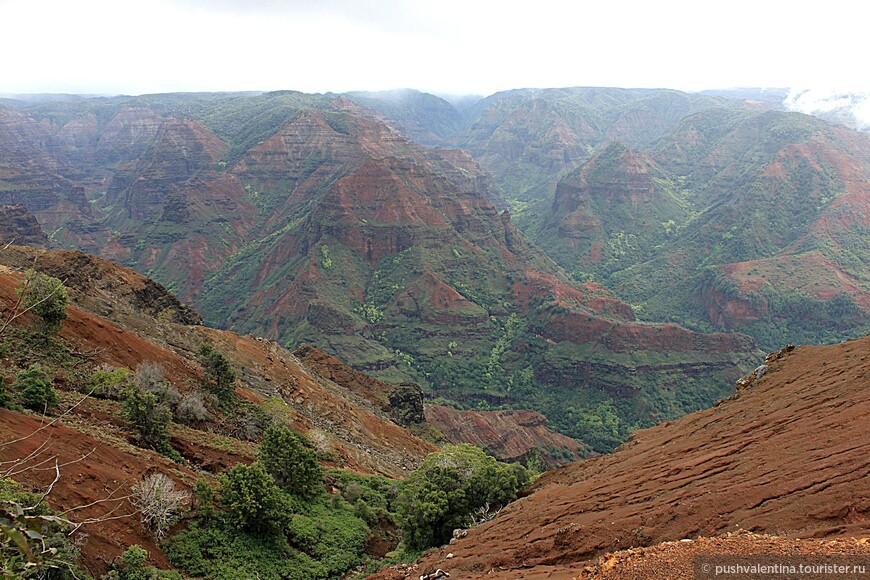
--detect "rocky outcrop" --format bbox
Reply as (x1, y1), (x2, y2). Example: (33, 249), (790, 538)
(0, 204), (49, 247)
(0, 245), (201, 325)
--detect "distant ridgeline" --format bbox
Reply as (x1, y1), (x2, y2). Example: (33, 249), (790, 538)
(1, 87), (866, 451)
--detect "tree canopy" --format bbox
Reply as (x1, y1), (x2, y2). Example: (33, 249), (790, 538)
(395, 444), (529, 550)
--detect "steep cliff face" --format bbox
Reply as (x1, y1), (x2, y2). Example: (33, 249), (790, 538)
(457, 88), (729, 209)
(425, 405), (589, 468)
(537, 142), (689, 276)
(0, 106), (92, 236)
(344, 89), (466, 148)
(0, 204), (49, 247)
(609, 110), (870, 348)
(104, 115), (226, 220)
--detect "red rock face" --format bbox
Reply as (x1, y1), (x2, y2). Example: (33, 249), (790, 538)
(105, 115), (227, 220)
(425, 404), (589, 467)
(552, 145), (657, 214)
(0, 107), (70, 210)
(95, 107), (164, 165)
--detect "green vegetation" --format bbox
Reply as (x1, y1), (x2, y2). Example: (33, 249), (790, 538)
(12, 364), (58, 412)
(17, 269), (70, 336)
(259, 425), (323, 499)
(88, 366), (131, 400)
(121, 384), (173, 455)
(395, 444), (529, 550)
(105, 545), (182, 580)
(0, 478), (86, 579)
(167, 430), (379, 579)
(319, 244), (333, 269)
(199, 343), (236, 402)
(218, 462), (291, 533)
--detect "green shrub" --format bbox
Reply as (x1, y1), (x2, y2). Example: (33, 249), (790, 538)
(218, 462), (290, 533)
(13, 364), (58, 412)
(88, 365), (131, 400)
(166, 521), (326, 580)
(0, 478), (85, 579)
(17, 269), (70, 335)
(105, 544), (183, 580)
(167, 478), (376, 579)
(121, 386), (172, 452)
(199, 343), (236, 401)
(395, 444), (529, 550)
(193, 478), (215, 521)
(0, 379), (9, 409)
(259, 425), (323, 498)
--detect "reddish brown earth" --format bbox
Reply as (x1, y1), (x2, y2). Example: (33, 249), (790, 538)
(577, 533), (870, 579)
(0, 408), (202, 573)
(202, 330), (439, 477)
(372, 334), (870, 579)
(425, 405), (589, 467)
(0, 247), (441, 573)
(293, 343), (395, 408)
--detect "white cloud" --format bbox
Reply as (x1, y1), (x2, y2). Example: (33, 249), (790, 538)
(785, 88), (870, 131)
(1, 0), (867, 96)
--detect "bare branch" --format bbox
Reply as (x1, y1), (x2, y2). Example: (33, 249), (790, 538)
(28, 459), (61, 510)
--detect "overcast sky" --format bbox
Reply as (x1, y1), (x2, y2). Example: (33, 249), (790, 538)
(1, 0), (866, 97)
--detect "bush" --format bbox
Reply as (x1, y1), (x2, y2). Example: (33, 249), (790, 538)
(12, 364), (58, 412)
(0, 380), (9, 409)
(199, 343), (236, 401)
(395, 444), (529, 550)
(193, 478), (215, 521)
(259, 425), (323, 498)
(0, 478), (85, 579)
(88, 365), (131, 400)
(17, 269), (70, 335)
(121, 385), (172, 452)
(106, 544), (183, 580)
(175, 391), (209, 424)
(135, 362), (182, 409)
(131, 473), (191, 540)
(218, 462), (290, 533)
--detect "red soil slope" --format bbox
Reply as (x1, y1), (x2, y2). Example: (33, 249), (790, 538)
(379, 334), (869, 578)
(0, 248), (440, 573)
(579, 532), (870, 579)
